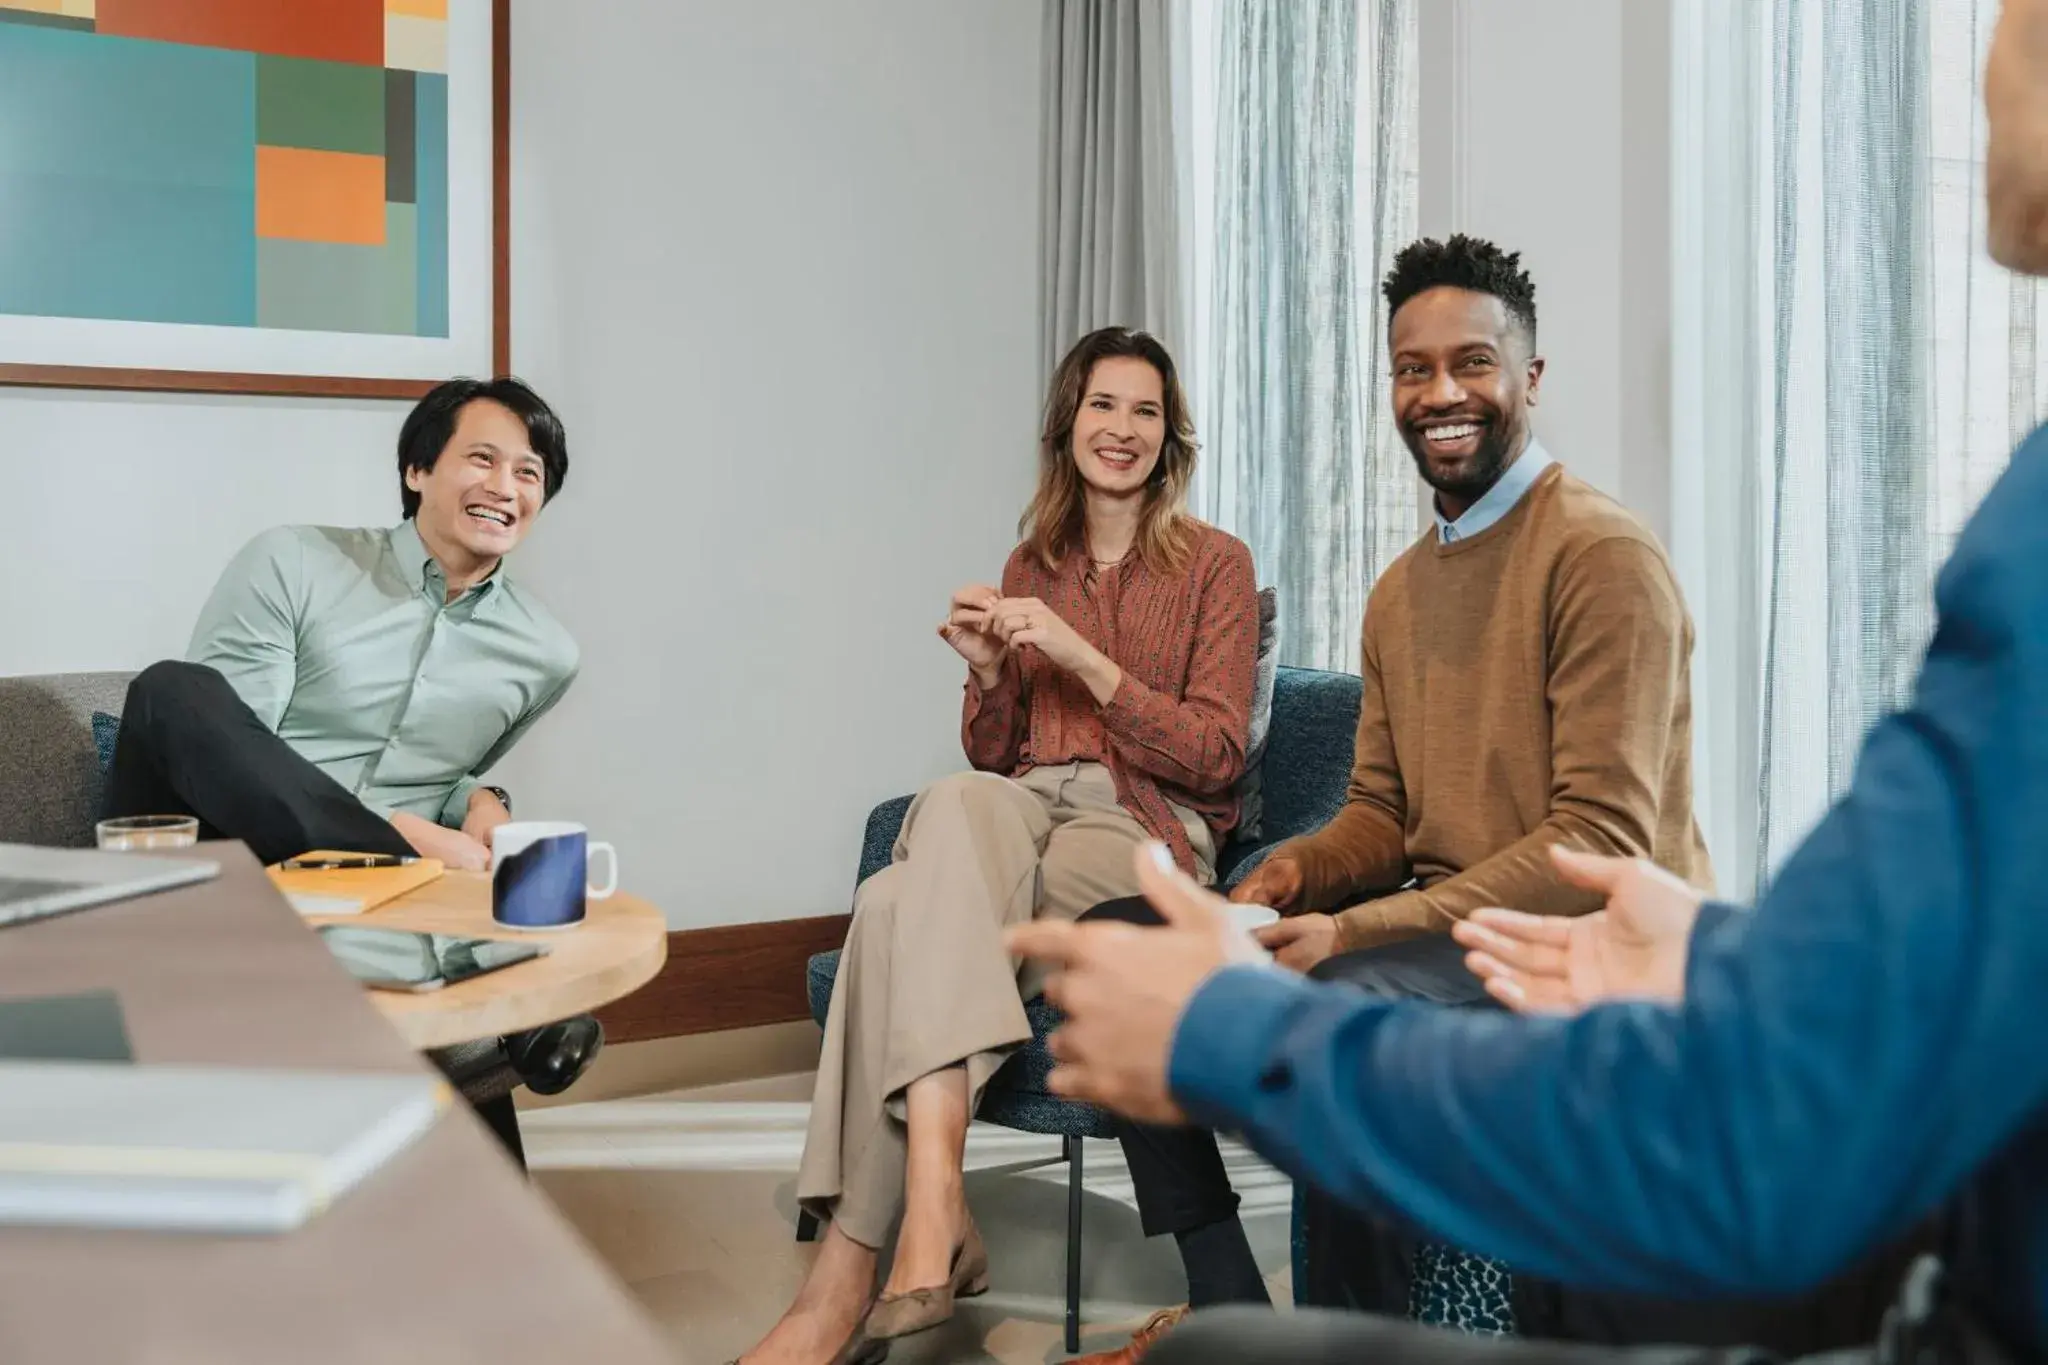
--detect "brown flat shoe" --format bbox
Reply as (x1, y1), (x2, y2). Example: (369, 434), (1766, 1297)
(863, 1219), (990, 1340)
(828, 1327), (889, 1365)
(1067, 1305), (1190, 1365)
(724, 1317), (889, 1365)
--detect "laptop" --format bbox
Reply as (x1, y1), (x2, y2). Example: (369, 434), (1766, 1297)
(0, 843), (219, 929)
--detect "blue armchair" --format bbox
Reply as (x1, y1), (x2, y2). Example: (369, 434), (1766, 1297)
(803, 665), (1362, 1350)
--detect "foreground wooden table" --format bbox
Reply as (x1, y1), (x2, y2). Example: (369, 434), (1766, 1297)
(0, 845), (676, 1365)
(306, 871), (668, 1050)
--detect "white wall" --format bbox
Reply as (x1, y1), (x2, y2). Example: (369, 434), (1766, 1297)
(1418, 0), (1674, 545)
(1, 1), (1043, 935)
(0, 390), (407, 676)
(493, 0), (1044, 927)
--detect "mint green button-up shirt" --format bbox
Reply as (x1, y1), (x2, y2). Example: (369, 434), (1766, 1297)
(187, 521), (579, 828)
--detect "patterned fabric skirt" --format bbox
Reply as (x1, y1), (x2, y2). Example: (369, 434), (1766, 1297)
(1410, 1244), (1516, 1336)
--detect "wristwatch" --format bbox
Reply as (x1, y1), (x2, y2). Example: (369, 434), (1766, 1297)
(484, 785), (513, 814)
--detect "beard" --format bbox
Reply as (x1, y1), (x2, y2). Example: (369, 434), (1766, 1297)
(1399, 411), (1520, 504)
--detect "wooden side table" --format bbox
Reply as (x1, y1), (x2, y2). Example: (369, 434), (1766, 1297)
(305, 872), (667, 1050)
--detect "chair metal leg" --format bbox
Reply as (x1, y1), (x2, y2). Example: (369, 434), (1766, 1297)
(1065, 1135), (1084, 1353)
(474, 1092), (526, 1170)
(796, 1209), (820, 1243)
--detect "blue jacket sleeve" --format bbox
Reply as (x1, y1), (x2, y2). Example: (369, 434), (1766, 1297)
(1169, 440), (2048, 1297)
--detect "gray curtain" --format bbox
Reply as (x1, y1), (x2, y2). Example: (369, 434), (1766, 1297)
(1040, 0), (1183, 379)
(1203, 0), (1416, 672)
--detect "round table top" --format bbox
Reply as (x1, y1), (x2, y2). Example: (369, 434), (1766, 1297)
(306, 873), (668, 1050)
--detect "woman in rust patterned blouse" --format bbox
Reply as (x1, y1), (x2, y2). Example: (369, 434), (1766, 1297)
(735, 329), (1259, 1365)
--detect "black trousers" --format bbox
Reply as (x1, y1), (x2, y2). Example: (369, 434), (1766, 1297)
(1078, 897), (1923, 1352)
(105, 661), (545, 1166)
(104, 661), (417, 866)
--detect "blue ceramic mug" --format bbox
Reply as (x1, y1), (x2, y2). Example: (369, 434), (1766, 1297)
(490, 821), (618, 930)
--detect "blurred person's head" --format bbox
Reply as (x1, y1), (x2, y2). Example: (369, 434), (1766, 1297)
(1988, 0), (2048, 273)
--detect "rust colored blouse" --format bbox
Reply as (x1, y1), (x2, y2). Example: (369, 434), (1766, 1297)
(962, 522), (1260, 873)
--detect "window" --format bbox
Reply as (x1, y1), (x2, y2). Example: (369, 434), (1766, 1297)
(1175, 0), (1420, 673)
(1678, 0), (2048, 890)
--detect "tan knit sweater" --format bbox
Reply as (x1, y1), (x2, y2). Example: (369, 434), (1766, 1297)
(1283, 463), (1713, 950)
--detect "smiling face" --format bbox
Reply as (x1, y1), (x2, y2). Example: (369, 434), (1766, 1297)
(404, 398), (547, 569)
(1390, 285), (1544, 518)
(1070, 355), (1167, 499)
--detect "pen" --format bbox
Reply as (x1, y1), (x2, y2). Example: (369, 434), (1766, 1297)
(279, 855), (420, 870)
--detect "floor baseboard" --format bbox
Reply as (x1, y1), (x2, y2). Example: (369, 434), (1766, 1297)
(594, 914), (848, 1043)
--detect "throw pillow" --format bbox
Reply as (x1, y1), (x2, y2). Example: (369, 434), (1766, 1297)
(1235, 588), (1281, 841)
(91, 711), (121, 776)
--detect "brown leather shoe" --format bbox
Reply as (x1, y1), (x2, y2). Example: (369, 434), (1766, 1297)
(724, 1307), (890, 1365)
(826, 1327), (889, 1365)
(1068, 1305), (1190, 1365)
(863, 1219), (990, 1340)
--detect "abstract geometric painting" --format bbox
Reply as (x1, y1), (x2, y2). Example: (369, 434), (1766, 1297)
(0, 0), (500, 395)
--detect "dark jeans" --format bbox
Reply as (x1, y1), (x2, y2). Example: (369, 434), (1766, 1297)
(104, 661), (418, 866)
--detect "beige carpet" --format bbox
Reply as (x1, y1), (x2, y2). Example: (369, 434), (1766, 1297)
(525, 1073), (1294, 1364)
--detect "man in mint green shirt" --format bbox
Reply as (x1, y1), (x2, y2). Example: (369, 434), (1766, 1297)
(105, 377), (576, 871)
(104, 376), (597, 1119)
(178, 513), (577, 867)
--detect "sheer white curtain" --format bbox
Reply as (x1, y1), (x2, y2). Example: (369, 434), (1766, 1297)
(1176, 0), (1419, 672)
(1675, 0), (2048, 892)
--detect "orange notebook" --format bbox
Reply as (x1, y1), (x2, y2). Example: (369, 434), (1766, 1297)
(265, 853), (445, 917)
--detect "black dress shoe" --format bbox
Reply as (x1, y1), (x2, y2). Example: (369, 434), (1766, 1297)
(503, 1014), (604, 1096)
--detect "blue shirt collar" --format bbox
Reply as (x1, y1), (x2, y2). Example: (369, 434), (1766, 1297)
(1435, 439), (1554, 544)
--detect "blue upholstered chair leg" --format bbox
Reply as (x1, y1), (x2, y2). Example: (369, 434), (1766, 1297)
(795, 1209), (820, 1243)
(1064, 1135), (1084, 1353)
(1290, 1183), (1308, 1305)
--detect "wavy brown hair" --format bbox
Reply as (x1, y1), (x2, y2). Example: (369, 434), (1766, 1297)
(1022, 327), (1199, 574)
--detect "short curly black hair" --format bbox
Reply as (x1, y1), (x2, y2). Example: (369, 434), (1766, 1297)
(1382, 234), (1537, 348)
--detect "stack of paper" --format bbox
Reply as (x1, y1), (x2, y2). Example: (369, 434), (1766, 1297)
(0, 1062), (448, 1233)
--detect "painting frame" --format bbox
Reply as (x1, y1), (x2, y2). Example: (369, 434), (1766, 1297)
(0, 0), (509, 399)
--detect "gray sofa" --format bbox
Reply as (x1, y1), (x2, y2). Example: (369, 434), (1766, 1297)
(0, 670), (522, 1117)
(0, 671), (132, 848)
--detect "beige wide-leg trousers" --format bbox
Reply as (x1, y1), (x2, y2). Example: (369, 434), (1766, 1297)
(796, 762), (1213, 1248)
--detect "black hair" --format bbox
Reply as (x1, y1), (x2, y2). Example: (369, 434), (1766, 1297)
(396, 377), (568, 519)
(1381, 234), (1538, 348)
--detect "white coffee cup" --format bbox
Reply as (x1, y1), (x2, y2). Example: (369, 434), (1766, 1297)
(490, 821), (617, 930)
(1224, 902), (1281, 936)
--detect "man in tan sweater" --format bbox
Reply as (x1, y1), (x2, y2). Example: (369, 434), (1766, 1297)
(1240, 241), (1711, 969)
(1070, 235), (1711, 1364)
